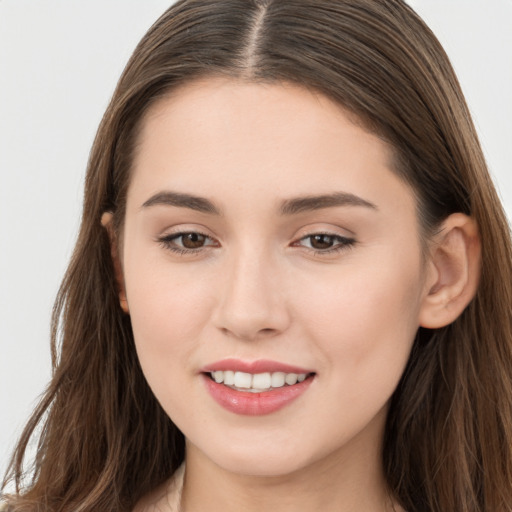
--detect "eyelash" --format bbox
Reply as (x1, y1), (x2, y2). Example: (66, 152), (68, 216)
(157, 231), (356, 256)
(293, 233), (356, 255)
(158, 231), (217, 255)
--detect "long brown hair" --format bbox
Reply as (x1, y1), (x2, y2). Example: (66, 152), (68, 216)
(3, 1), (512, 510)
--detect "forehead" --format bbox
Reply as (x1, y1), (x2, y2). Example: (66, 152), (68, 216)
(128, 77), (414, 216)
(137, 78), (386, 158)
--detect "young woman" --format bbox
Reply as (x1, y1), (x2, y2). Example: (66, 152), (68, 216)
(2, 1), (512, 511)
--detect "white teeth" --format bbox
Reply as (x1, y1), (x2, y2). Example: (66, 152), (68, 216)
(223, 370), (235, 386)
(285, 373), (298, 385)
(210, 370), (309, 391)
(271, 372), (286, 388)
(252, 372), (271, 389)
(234, 371), (252, 389)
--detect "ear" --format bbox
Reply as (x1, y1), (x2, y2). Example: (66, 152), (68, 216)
(419, 213), (481, 328)
(101, 212), (129, 314)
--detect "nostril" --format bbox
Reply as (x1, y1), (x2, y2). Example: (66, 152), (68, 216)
(260, 328), (278, 335)
(217, 326), (280, 342)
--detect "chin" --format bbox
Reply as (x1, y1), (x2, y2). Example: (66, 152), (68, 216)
(187, 429), (330, 478)
(216, 450), (312, 478)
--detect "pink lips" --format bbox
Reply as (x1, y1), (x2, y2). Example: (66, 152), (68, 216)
(201, 359), (315, 416)
(201, 358), (312, 374)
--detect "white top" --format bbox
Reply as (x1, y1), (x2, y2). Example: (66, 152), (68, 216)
(134, 463), (185, 512)
(160, 463), (185, 512)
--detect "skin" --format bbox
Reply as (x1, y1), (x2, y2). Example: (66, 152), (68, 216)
(113, 77), (468, 511)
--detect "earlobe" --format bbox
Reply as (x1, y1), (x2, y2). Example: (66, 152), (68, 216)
(419, 213), (481, 329)
(101, 212), (129, 314)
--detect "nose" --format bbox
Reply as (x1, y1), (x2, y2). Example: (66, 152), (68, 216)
(212, 248), (291, 341)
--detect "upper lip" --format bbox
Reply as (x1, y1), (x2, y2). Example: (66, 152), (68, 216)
(201, 358), (314, 374)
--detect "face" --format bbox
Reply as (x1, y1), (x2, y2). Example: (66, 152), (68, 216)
(121, 78), (430, 477)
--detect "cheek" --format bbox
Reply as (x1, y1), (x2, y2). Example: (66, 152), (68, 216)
(297, 252), (423, 382)
(123, 252), (214, 374)
(125, 265), (217, 425)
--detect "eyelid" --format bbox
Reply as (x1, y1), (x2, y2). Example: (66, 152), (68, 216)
(156, 223), (218, 241)
(292, 219), (355, 234)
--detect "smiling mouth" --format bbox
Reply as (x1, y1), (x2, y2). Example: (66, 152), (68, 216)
(207, 370), (315, 393)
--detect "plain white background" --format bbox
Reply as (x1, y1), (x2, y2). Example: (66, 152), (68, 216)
(1, 1), (511, 478)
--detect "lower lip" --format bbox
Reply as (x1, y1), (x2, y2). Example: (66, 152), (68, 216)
(203, 374), (314, 415)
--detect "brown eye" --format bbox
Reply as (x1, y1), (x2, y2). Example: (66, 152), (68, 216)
(181, 232), (207, 249)
(309, 234), (336, 250)
(159, 231), (217, 254)
(294, 233), (356, 254)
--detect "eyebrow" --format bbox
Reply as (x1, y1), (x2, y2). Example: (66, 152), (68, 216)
(141, 190), (377, 216)
(141, 191), (221, 215)
(280, 192), (377, 215)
